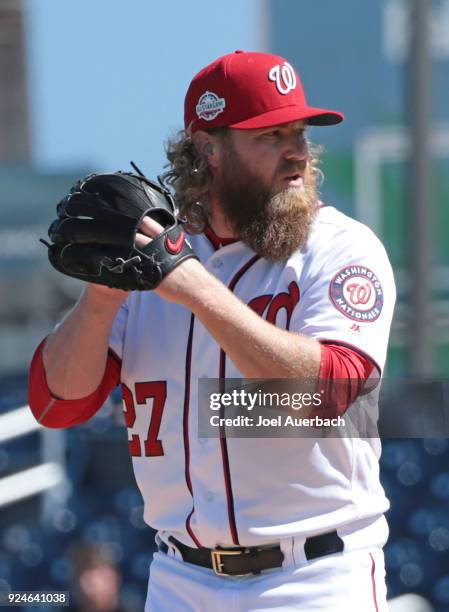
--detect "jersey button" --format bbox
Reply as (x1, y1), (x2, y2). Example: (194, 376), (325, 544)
(204, 491), (215, 502)
(198, 438), (208, 444)
(212, 258), (223, 269)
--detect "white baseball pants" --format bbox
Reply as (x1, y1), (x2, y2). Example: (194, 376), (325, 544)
(145, 546), (388, 611)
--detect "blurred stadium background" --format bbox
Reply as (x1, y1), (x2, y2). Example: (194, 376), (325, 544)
(1, 0), (448, 610)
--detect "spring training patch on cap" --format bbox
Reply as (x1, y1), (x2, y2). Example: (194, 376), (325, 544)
(329, 266), (384, 322)
(196, 91), (226, 121)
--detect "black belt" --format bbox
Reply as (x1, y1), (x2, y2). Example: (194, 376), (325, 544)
(157, 530), (344, 576)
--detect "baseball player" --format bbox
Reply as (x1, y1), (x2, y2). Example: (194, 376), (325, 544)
(29, 51), (396, 611)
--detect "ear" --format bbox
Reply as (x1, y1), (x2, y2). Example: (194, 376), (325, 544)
(192, 131), (220, 169)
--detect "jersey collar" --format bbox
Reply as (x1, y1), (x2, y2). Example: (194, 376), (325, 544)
(204, 225), (239, 251)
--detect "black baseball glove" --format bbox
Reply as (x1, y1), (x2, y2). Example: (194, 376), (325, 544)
(41, 169), (197, 291)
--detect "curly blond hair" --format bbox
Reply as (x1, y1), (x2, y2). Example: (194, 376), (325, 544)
(161, 128), (323, 234)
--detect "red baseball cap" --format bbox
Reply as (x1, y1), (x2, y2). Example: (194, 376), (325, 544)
(184, 50), (344, 133)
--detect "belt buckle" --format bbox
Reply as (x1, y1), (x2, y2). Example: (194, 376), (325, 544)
(211, 548), (247, 576)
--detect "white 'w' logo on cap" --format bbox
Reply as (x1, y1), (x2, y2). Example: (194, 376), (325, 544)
(268, 62), (297, 95)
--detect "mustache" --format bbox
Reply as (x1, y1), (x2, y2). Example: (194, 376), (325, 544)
(277, 159), (307, 177)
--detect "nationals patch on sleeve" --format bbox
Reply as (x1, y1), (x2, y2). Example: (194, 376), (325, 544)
(329, 266), (384, 322)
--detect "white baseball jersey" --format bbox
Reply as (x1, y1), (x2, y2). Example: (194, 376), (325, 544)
(108, 205), (396, 548)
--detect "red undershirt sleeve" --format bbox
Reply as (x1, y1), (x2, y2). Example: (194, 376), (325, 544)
(28, 338), (121, 429)
(313, 342), (378, 418)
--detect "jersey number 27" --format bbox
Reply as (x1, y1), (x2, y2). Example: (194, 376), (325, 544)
(121, 381), (166, 457)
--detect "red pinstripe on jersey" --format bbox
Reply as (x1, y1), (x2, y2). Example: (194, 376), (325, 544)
(183, 314), (202, 547)
(369, 553), (379, 612)
(218, 254), (261, 546)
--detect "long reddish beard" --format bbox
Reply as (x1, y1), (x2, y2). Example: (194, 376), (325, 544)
(216, 141), (319, 261)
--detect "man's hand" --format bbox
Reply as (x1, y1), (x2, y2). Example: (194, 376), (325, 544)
(136, 217), (207, 304)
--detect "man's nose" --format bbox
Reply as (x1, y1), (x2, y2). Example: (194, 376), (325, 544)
(283, 135), (308, 160)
